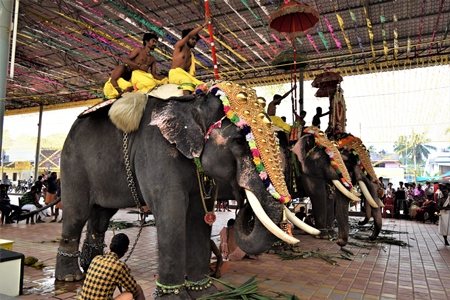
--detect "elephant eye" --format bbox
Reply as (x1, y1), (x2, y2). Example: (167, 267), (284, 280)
(234, 135), (246, 146)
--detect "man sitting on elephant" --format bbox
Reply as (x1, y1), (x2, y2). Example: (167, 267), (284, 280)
(168, 16), (209, 95)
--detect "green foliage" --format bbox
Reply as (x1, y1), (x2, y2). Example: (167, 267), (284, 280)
(393, 132), (437, 165)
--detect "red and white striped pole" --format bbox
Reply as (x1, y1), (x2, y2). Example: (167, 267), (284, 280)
(204, 0), (219, 80)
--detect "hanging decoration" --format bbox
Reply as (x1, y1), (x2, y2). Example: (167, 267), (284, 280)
(333, 6), (353, 55)
(416, 0), (427, 57)
(323, 16), (342, 50)
(311, 71), (343, 98)
(349, 9), (365, 54)
(380, 13), (389, 60)
(428, 0), (445, 54)
(393, 14), (398, 60)
(362, 0), (376, 59)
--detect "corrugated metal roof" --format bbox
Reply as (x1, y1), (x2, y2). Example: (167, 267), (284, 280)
(6, 0), (450, 111)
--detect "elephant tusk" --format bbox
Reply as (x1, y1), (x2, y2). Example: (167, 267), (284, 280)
(332, 180), (361, 202)
(245, 190), (300, 245)
(358, 181), (379, 208)
(283, 206), (320, 236)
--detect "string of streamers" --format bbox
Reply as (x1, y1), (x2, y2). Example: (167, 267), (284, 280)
(429, 0), (445, 54)
(316, 25), (330, 51)
(406, 0), (413, 58)
(210, 0), (266, 67)
(26, 10), (120, 60)
(213, 19), (257, 63)
(201, 28), (247, 63)
(223, 0), (270, 46)
(240, 0), (266, 30)
(271, 34), (284, 50)
(254, 40), (273, 60)
(53, 11), (133, 52)
(441, 17), (450, 51)
(323, 16), (342, 50)
(306, 34), (321, 56)
(362, 0), (376, 59)
(215, 27), (256, 64)
(254, 0), (270, 16)
(393, 11), (398, 60)
(282, 33), (293, 46)
(416, 0), (426, 57)
(349, 9), (365, 56)
(380, 12), (389, 60)
(66, 0), (141, 48)
(333, 6), (353, 55)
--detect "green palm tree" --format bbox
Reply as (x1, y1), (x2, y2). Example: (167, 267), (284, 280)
(393, 135), (409, 165)
(411, 133), (437, 164)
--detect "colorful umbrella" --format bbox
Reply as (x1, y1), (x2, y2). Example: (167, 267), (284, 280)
(269, 1), (320, 34)
(311, 71), (343, 88)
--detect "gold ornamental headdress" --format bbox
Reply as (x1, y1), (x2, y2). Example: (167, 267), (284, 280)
(214, 81), (290, 203)
(337, 135), (379, 183)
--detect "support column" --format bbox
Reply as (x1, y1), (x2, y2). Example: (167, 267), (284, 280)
(34, 104), (43, 180)
(0, 0), (14, 179)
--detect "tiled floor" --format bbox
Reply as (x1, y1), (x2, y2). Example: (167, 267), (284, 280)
(1, 209), (450, 300)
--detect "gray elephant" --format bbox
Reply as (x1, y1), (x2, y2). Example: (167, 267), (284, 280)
(335, 133), (383, 241)
(55, 82), (310, 299)
(292, 128), (361, 246)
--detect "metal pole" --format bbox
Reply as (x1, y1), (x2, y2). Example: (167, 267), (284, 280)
(0, 0), (15, 177)
(204, 0), (219, 79)
(34, 104), (43, 180)
(9, 0), (19, 78)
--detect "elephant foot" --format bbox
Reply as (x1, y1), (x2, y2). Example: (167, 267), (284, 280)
(55, 253), (84, 282)
(314, 229), (331, 240)
(336, 239), (347, 247)
(186, 284), (218, 299)
(358, 217), (369, 225)
(155, 289), (192, 299)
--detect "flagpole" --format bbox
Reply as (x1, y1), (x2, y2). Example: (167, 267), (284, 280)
(204, 0), (219, 80)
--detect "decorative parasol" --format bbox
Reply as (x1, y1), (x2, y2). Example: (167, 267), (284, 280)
(272, 50), (308, 70)
(312, 71), (343, 98)
(269, 1), (320, 34)
(311, 71), (343, 88)
(269, 1), (320, 115)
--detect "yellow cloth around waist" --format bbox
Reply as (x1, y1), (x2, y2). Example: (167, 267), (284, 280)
(168, 68), (204, 92)
(131, 70), (168, 93)
(103, 77), (132, 99)
(270, 116), (291, 133)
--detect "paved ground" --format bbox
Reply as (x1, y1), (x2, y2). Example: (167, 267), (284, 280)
(1, 208), (450, 300)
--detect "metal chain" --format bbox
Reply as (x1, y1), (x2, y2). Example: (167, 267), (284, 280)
(57, 248), (80, 258)
(122, 132), (146, 263)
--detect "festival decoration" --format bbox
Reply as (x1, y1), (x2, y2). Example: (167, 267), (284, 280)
(311, 71), (343, 98)
(304, 127), (353, 190)
(212, 82), (291, 203)
(362, 0), (376, 59)
(272, 50), (308, 70)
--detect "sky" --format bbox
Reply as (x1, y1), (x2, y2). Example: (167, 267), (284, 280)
(3, 65), (450, 160)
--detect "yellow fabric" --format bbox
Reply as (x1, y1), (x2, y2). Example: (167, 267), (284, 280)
(270, 116), (291, 133)
(131, 70), (168, 93)
(103, 78), (132, 99)
(168, 68), (204, 92)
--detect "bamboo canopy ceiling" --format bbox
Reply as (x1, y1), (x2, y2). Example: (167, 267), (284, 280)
(5, 0), (450, 110)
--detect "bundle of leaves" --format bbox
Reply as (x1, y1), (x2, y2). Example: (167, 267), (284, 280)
(199, 276), (299, 300)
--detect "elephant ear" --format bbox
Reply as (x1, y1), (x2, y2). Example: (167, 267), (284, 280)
(150, 99), (205, 159)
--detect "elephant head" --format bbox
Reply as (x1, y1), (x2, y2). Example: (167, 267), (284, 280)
(336, 133), (383, 241)
(292, 127), (360, 246)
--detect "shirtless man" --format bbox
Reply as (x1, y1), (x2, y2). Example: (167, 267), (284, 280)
(124, 33), (167, 93)
(103, 64), (133, 99)
(169, 16), (210, 95)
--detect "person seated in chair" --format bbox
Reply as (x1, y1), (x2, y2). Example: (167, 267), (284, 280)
(20, 185), (47, 224)
(415, 197), (437, 223)
(0, 184), (20, 224)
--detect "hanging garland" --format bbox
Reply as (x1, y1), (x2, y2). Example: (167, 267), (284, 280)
(362, 0), (376, 59)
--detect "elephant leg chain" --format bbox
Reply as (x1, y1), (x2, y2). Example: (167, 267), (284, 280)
(80, 239), (106, 270)
(122, 132), (146, 262)
(57, 238), (80, 258)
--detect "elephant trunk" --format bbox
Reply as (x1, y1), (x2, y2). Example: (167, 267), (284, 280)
(335, 194), (350, 247)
